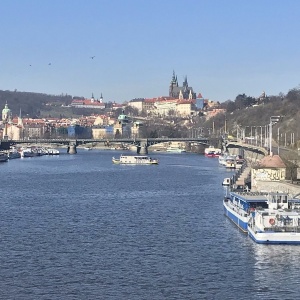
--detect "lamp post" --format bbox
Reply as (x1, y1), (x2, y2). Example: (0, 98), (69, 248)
(269, 116), (281, 156)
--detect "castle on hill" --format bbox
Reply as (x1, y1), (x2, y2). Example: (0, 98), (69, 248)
(169, 71), (196, 100)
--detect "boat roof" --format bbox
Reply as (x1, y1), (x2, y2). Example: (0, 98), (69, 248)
(231, 191), (269, 202)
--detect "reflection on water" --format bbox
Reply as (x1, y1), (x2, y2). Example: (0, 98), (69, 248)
(251, 244), (300, 298)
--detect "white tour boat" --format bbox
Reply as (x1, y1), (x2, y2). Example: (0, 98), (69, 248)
(166, 146), (186, 153)
(112, 155), (159, 165)
(248, 192), (300, 244)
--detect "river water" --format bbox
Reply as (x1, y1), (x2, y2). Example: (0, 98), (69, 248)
(1, 149), (300, 299)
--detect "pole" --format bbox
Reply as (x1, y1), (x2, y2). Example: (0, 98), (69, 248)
(285, 133), (286, 147)
(277, 127), (279, 156)
(269, 120), (272, 156)
(265, 125), (268, 148)
(255, 127), (258, 146)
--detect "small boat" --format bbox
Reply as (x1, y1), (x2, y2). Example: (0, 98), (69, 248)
(222, 178), (231, 186)
(84, 147), (92, 150)
(0, 152), (8, 162)
(8, 150), (21, 159)
(225, 156), (237, 169)
(218, 152), (229, 166)
(45, 148), (60, 155)
(20, 148), (36, 158)
(112, 155), (159, 165)
(248, 192), (300, 244)
(166, 146), (186, 153)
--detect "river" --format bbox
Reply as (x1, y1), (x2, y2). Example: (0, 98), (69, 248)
(0, 149), (300, 299)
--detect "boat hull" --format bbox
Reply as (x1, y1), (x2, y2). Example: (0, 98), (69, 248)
(248, 226), (300, 244)
(166, 148), (186, 153)
(0, 154), (8, 162)
(8, 152), (21, 159)
(223, 199), (248, 232)
(112, 155), (158, 165)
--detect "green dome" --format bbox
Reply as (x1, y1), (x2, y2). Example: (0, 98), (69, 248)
(118, 111), (129, 123)
(118, 114), (128, 120)
(2, 103), (12, 122)
(2, 103), (11, 114)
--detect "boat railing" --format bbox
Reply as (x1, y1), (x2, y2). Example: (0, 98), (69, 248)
(263, 226), (300, 233)
(226, 200), (249, 217)
(233, 191), (268, 197)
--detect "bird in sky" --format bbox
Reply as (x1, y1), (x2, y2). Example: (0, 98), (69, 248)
(48, 63), (51, 65)
(90, 56), (95, 59)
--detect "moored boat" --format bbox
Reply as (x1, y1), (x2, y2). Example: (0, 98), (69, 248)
(219, 152), (229, 166)
(248, 192), (300, 244)
(112, 155), (159, 165)
(20, 148), (35, 158)
(0, 152), (9, 162)
(222, 178), (231, 186)
(223, 190), (268, 232)
(205, 146), (221, 157)
(46, 148), (60, 155)
(225, 155), (237, 169)
(8, 150), (21, 159)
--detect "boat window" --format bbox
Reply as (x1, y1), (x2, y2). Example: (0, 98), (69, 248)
(283, 196), (287, 203)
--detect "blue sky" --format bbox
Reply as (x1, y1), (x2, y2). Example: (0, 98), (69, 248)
(1, 0), (300, 103)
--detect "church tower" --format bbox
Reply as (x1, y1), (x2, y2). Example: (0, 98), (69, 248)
(169, 70), (178, 97)
(2, 102), (12, 140)
(2, 102), (12, 123)
(91, 93), (95, 103)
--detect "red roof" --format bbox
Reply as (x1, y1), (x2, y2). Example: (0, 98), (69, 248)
(259, 155), (286, 168)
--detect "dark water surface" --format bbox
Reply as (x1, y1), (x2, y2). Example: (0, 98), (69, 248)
(1, 150), (300, 299)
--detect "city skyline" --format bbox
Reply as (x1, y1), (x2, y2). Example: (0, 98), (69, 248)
(1, 0), (300, 103)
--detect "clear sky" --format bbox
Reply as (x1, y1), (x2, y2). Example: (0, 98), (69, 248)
(1, 0), (300, 103)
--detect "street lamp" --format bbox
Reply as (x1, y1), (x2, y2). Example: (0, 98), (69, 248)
(269, 116), (281, 156)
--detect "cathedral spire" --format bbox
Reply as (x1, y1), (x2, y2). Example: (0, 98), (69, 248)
(171, 70), (176, 84)
(183, 76), (188, 87)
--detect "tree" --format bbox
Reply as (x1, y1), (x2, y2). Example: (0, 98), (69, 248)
(286, 88), (300, 103)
